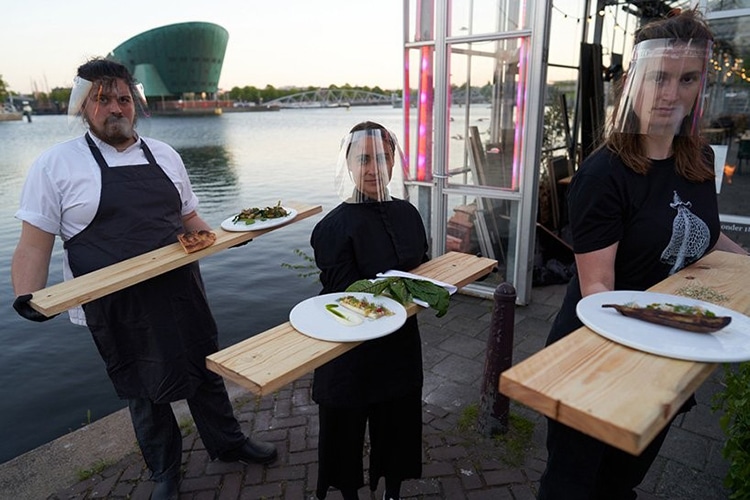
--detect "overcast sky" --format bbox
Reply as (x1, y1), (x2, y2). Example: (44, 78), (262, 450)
(1, 0), (405, 94)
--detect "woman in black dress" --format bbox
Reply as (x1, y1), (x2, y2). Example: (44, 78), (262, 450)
(310, 121), (428, 500)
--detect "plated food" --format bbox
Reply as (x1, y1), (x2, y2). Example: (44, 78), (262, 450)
(232, 201), (289, 225)
(335, 295), (395, 320)
(324, 303), (363, 326)
(289, 292), (407, 342)
(601, 302), (732, 333)
(221, 204), (297, 232)
(177, 230), (216, 254)
(577, 290), (750, 362)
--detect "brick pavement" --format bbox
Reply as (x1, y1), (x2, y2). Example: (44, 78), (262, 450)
(1, 285), (733, 499)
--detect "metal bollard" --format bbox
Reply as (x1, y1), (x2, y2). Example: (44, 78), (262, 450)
(477, 282), (516, 436)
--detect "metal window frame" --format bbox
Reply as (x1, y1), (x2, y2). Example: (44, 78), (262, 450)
(403, 0), (552, 304)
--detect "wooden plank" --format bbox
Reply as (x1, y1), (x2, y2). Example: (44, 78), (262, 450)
(29, 202), (322, 316)
(206, 252), (497, 395)
(500, 251), (749, 455)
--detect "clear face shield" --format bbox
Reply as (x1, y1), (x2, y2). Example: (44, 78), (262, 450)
(612, 38), (712, 136)
(335, 127), (407, 203)
(67, 75), (149, 131)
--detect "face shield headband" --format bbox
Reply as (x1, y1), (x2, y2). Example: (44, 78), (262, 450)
(335, 128), (407, 203)
(67, 76), (149, 128)
(611, 38), (712, 137)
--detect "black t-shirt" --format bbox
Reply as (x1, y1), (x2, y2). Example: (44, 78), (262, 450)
(569, 146), (719, 290)
(547, 146), (720, 345)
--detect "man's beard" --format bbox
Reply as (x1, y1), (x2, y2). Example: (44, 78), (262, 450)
(92, 116), (136, 147)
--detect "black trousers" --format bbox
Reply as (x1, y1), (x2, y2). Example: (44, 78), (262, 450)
(537, 417), (672, 500)
(315, 390), (422, 499)
(128, 373), (246, 483)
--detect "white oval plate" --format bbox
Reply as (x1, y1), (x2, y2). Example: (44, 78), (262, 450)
(220, 207), (297, 232)
(576, 290), (750, 362)
(289, 292), (407, 342)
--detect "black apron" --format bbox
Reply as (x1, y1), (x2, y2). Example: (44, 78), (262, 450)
(64, 133), (218, 403)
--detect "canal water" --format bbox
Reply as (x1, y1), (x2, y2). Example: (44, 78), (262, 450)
(0, 106), (405, 463)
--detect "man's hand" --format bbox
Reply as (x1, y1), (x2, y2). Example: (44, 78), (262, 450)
(13, 294), (58, 322)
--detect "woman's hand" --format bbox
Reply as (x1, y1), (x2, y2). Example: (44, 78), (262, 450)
(712, 232), (749, 256)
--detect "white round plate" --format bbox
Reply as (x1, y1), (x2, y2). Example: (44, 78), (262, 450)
(576, 290), (750, 362)
(220, 207), (297, 232)
(289, 292), (407, 342)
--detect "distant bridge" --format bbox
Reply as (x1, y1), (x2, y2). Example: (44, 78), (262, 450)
(266, 89), (395, 109)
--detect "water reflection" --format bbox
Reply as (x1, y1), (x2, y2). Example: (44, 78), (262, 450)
(179, 145), (240, 216)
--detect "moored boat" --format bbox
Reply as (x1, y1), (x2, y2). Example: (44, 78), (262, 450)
(1, 105), (23, 121)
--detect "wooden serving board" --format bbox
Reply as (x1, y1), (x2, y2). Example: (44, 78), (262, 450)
(29, 202), (322, 317)
(500, 251), (750, 455)
(206, 251), (497, 395)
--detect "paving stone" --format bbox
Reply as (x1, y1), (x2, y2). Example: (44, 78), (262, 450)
(422, 461), (456, 478)
(288, 425), (308, 453)
(88, 473), (119, 498)
(508, 483), (537, 500)
(184, 448), (211, 478)
(660, 426), (712, 470)
(651, 458), (730, 499)
(438, 333), (487, 359)
(403, 477), (441, 496)
(483, 468), (525, 486)
(421, 342), (450, 370)
(181, 474), (222, 492)
(467, 487), (514, 500)
(241, 465), (265, 486)
(428, 444), (469, 461)
(282, 479), (306, 499)
(439, 476), (468, 499)
(431, 354), (483, 385)
(266, 464), (305, 481)
(217, 472), (242, 500)
(130, 481), (154, 500)
(423, 379), (477, 409)
(459, 468), (484, 489)
(288, 449), (317, 466)
(111, 481), (135, 498)
(239, 481), (282, 499)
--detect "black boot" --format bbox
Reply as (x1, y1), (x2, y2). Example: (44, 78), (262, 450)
(151, 476), (179, 500)
(218, 436), (278, 464)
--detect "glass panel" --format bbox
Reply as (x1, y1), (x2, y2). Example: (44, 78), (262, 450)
(549, 1), (587, 69)
(445, 39), (528, 190)
(708, 0), (750, 12)
(445, 193), (516, 284)
(545, 67), (578, 160)
(406, 0), (435, 43)
(705, 15), (750, 227)
(450, 0), (530, 37)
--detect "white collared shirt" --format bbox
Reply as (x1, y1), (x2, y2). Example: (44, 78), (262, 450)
(16, 133), (200, 324)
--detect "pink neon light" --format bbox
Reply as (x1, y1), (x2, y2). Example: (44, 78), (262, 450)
(511, 2), (529, 191)
(417, 45), (433, 182)
(403, 47), (411, 178)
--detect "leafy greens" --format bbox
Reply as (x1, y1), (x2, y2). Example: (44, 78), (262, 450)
(345, 277), (451, 317)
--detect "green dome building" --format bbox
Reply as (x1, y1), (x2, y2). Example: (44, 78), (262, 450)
(108, 21), (229, 99)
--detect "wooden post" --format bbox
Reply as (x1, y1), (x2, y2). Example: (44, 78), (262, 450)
(478, 282), (516, 436)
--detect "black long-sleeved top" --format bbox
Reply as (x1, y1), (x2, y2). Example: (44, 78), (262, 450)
(310, 199), (429, 406)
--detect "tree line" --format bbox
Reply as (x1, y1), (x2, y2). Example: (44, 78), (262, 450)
(227, 83), (399, 104)
(1, 74), (400, 112)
